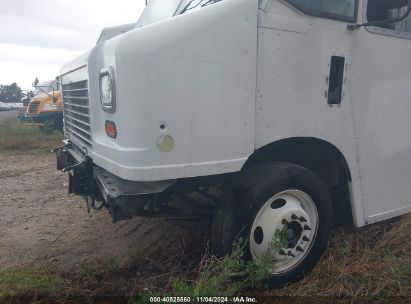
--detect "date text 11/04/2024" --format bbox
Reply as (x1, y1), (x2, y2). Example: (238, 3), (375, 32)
(149, 297), (258, 303)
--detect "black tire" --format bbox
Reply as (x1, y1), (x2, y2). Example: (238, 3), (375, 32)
(211, 161), (333, 288)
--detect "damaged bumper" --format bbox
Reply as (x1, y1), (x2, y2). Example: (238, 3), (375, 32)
(56, 146), (176, 222)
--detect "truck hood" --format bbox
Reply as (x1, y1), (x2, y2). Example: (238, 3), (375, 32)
(97, 23), (135, 45)
(32, 91), (61, 102)
(60, 51), (91, 76)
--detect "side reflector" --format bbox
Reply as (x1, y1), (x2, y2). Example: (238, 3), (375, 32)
(105, 120), (117, 139)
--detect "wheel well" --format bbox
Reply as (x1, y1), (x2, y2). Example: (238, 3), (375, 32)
(244, 138), (353, 224)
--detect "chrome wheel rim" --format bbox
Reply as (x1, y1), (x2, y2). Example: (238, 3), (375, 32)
(249, 190), (319, 274)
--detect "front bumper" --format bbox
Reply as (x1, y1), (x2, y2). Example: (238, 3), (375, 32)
(56, 143), (224, 222)
(57, 145), (175, 197)
(21, 111), (63, 126)
(56, 146), (176, 221)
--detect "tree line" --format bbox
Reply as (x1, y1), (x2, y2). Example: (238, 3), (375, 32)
(0, 78), (38, 103)
(0, 83), (23, 103)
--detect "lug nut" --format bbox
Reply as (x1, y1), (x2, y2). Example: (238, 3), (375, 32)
(279, 249), (286, 256)
(304, 225), (312, 231)
(282, 219), (289, 225)
(302, 236), (310, 242)
(296, 246), (304, 252)
(300, 216), (307, 222)
(287, 251), (296, 257)
(291, 214), (299, 220)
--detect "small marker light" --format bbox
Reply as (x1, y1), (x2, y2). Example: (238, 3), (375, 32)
(105, 120), (117, 139)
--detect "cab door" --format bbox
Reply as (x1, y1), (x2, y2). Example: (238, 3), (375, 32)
(350, 0), (411, 223)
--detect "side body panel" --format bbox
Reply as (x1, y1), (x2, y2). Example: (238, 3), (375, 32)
(256, 1), (364, 226)
(349, 2), (411, 224)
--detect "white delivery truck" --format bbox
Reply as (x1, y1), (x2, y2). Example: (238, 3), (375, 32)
(56, 0), (411, 286)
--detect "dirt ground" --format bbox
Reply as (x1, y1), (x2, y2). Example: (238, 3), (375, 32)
(1, 112), (411, 299)
(0, 150), (187, 271)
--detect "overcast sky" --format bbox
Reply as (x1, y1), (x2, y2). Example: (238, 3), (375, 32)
(0, 0), (145, 91)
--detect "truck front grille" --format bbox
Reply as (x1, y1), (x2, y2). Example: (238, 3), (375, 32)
(27, 100), (40, 114)
(62, 80), (92, 147)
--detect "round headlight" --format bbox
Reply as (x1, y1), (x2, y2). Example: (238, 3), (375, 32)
(99, 67), (116, 113)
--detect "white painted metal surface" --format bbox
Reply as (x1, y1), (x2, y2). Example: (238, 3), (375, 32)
(60, 0), (411, 228)
(349, 1), (411, 224)
(256, 0), (364, 226)
(96, 23), (136, 45)
(63, 0), (257, 182)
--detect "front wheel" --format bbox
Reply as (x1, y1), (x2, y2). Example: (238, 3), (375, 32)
(211, 162), (333, 288)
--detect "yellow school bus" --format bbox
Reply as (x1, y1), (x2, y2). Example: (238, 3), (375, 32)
(22, 80), (63, 129)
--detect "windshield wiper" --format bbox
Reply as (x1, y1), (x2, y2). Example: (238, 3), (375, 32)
(35, 86), (53, 98)
(180, 0), (221, 14)
(180, 0), (198, 14)
(201, 0), (222, 7)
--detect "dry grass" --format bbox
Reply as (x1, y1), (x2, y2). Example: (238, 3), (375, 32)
(0, 118), (62, 152)
(269, 214), (411, 300)
(1, 216), (411, 302)
(71, 215), (411, 303)
(0, 265), (63, 298)
(66, 228), (208, 296)
(66, 215), (411, 299)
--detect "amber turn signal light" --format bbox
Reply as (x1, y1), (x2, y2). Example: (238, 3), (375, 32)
(105, 120), (117, 139)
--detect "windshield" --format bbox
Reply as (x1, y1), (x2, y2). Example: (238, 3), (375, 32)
(35, 81), (59, 95)
(286, 0), (357, 22)
(136, 0), (183, 27)
(136, 0), (224, 27)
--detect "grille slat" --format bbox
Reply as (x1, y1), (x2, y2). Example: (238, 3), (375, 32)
(64, 100), (88, 107)
(65, 121), (91, 139)
(27, 100), (41, 114)
(65, 118), (91, 131)
(62, 79), (91, 148)
(63, 96), (89, 100)
(64, 103), (89, 110)
(64, 114), (91, 127)
(64, 108), (90, 120)
(65, 126), (92, 146)
(63, 80), (88, 90)
(62, 88), (88, 92)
